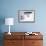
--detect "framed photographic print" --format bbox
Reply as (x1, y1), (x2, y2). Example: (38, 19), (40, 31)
(18, 10), (35, 23)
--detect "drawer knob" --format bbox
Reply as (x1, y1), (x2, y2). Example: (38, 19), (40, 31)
(32, 42), (35, 44)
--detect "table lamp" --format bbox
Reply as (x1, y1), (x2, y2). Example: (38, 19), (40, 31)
(5, 18), (14, 35)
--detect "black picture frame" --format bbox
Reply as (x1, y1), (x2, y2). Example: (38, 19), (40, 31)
(18, 10), (35, 23)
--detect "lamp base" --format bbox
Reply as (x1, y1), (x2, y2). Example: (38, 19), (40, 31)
(8, 32), (11, 35)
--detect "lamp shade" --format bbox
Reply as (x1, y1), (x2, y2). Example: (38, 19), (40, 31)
(5, 18), (14, 25)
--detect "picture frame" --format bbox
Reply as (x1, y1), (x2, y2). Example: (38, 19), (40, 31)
(18, 10), (35, 23)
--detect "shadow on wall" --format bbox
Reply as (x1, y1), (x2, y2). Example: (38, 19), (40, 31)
(0, 16), (5, 46)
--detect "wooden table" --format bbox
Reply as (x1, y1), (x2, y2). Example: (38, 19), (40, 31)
(4, 32), (43, 46)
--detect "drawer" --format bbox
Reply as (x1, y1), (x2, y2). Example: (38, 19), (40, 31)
(32, 40), (43, 46)
(4, 40), (16, 45)
(4, 35), (24, 40)
(24, 40), (43, 46)
(4, 40), (16, 46)
(4, 40), (24, 46)
(25, 35), (43, 40)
